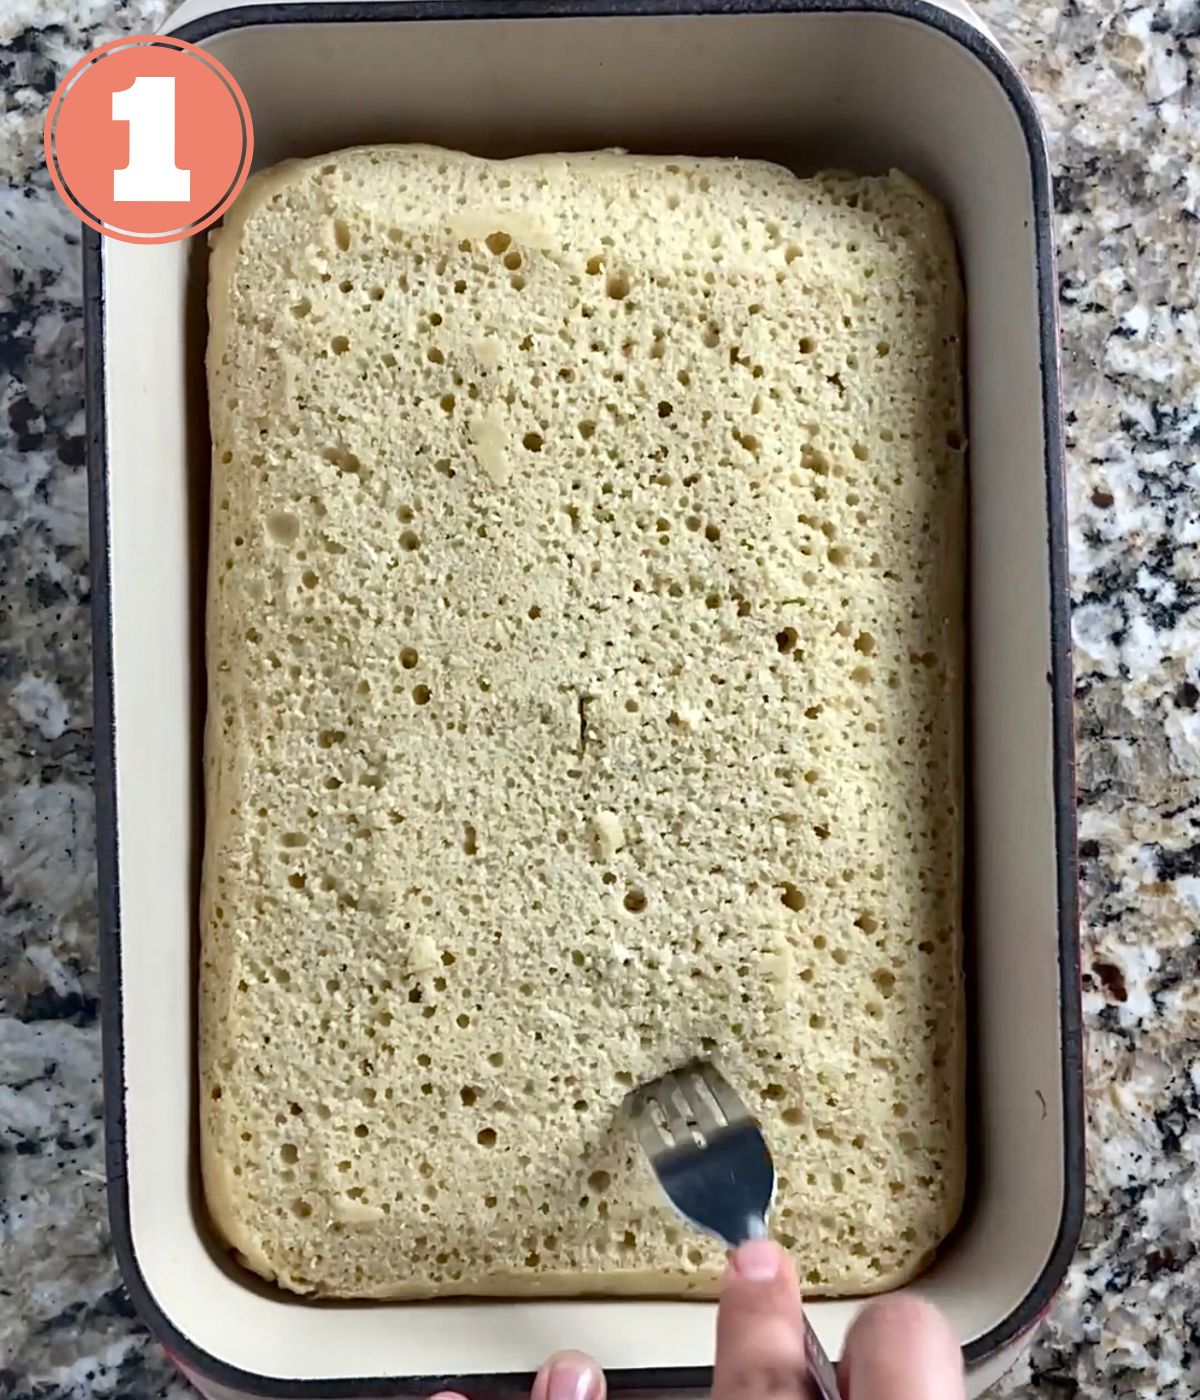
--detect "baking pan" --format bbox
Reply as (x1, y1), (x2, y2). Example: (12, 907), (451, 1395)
(86, 1), (1083, 1396)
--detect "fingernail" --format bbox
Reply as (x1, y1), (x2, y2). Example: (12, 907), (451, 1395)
(542, 1358), (603, 1400)
(730, 1238), (782, 1281)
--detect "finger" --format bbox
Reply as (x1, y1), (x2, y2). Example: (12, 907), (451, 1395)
(840, 1296), (964, 1400)
(530, 1349), (606, 1400)
(713, 1239), (808, 1400)
(428, 1393), (468, 1400)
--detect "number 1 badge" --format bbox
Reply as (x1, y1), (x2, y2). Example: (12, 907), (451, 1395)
(45, 35), (253, 244)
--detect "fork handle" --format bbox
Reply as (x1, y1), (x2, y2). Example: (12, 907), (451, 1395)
(800, 1314), (842, 1400)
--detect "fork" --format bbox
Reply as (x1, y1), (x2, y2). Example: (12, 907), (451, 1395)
(626, 1061), (841, 1400)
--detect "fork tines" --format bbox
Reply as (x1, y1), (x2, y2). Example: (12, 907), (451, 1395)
(627, 1060), (752, 1156)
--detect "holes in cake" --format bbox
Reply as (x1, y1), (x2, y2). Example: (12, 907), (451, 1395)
(704, 523), (721, 543)
(623, 889), (647, 914)
(412, 684), (431, 706)
(354, 1123), (370, 1138)
(605, 271), (631, 300)
(291, 1198), (313, 1219)
(427, 346), (445, 365)
(462, 823), (478, 855)
(780, 883), (806, 912)
(587, 1170), (612, 1194)
(854, 631), (876, 655)
(872, 969), (897, 998)
(330, 335), (351, 356)
(781, 1106), (804, 1127)
(332, 217), (351, 252)
(946, 429), (966, 451)
(266, 511), (300, 546)
(477, 1127), (498, 1148)
(523, 431), (544, 453)
(657, 400), (673, 419)
(776, 627), (799, 655)
(855, 912), (879, 934)
(287, 872), (306, 891)
(485, 231), (512, 256)
(321, 446), (363, 478)
(460, 1086), (480, 1107)
(440, 394), (456, 414)
(301, 569), (319, 590)
(290, 297), (312, 319)
(280, 1143), (299, 1165)
(399, 530), (420, 552)
(800, 445), (830, 475)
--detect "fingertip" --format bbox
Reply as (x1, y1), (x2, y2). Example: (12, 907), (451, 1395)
(842, 1295), (964, 1400)
(531, 1350), (606, 1400)
(726, 1238), (791, 1283)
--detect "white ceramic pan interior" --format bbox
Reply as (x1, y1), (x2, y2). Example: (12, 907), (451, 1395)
(89, 2), (1082, 1395)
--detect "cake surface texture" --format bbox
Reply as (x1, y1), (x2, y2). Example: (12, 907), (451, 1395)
(201, 145), (965, 1299)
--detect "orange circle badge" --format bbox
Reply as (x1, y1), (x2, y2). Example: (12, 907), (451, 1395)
(45, 35), (253, 245)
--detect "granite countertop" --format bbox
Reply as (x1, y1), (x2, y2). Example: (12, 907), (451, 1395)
(2, 0), (1198, 1396)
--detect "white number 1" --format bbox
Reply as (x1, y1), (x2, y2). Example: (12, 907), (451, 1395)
(112, 75), (190, 202)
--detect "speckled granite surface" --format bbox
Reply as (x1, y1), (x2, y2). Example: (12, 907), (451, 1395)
(2, 0), (1198, 1396)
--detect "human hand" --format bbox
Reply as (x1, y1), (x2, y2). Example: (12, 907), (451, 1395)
(714, 1239), (965, 1399)
(430, 1238), (964, 1400)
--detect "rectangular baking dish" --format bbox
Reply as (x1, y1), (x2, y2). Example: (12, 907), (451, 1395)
(86, 1), (1083, 1396)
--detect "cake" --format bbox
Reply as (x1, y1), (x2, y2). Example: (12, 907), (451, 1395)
(200, 145), (964, 1298)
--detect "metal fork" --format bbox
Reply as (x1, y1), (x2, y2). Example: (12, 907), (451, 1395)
(626, 1061), (841, 1400)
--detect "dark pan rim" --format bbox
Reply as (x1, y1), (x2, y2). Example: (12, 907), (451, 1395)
(87, 0), (1083, 1392)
